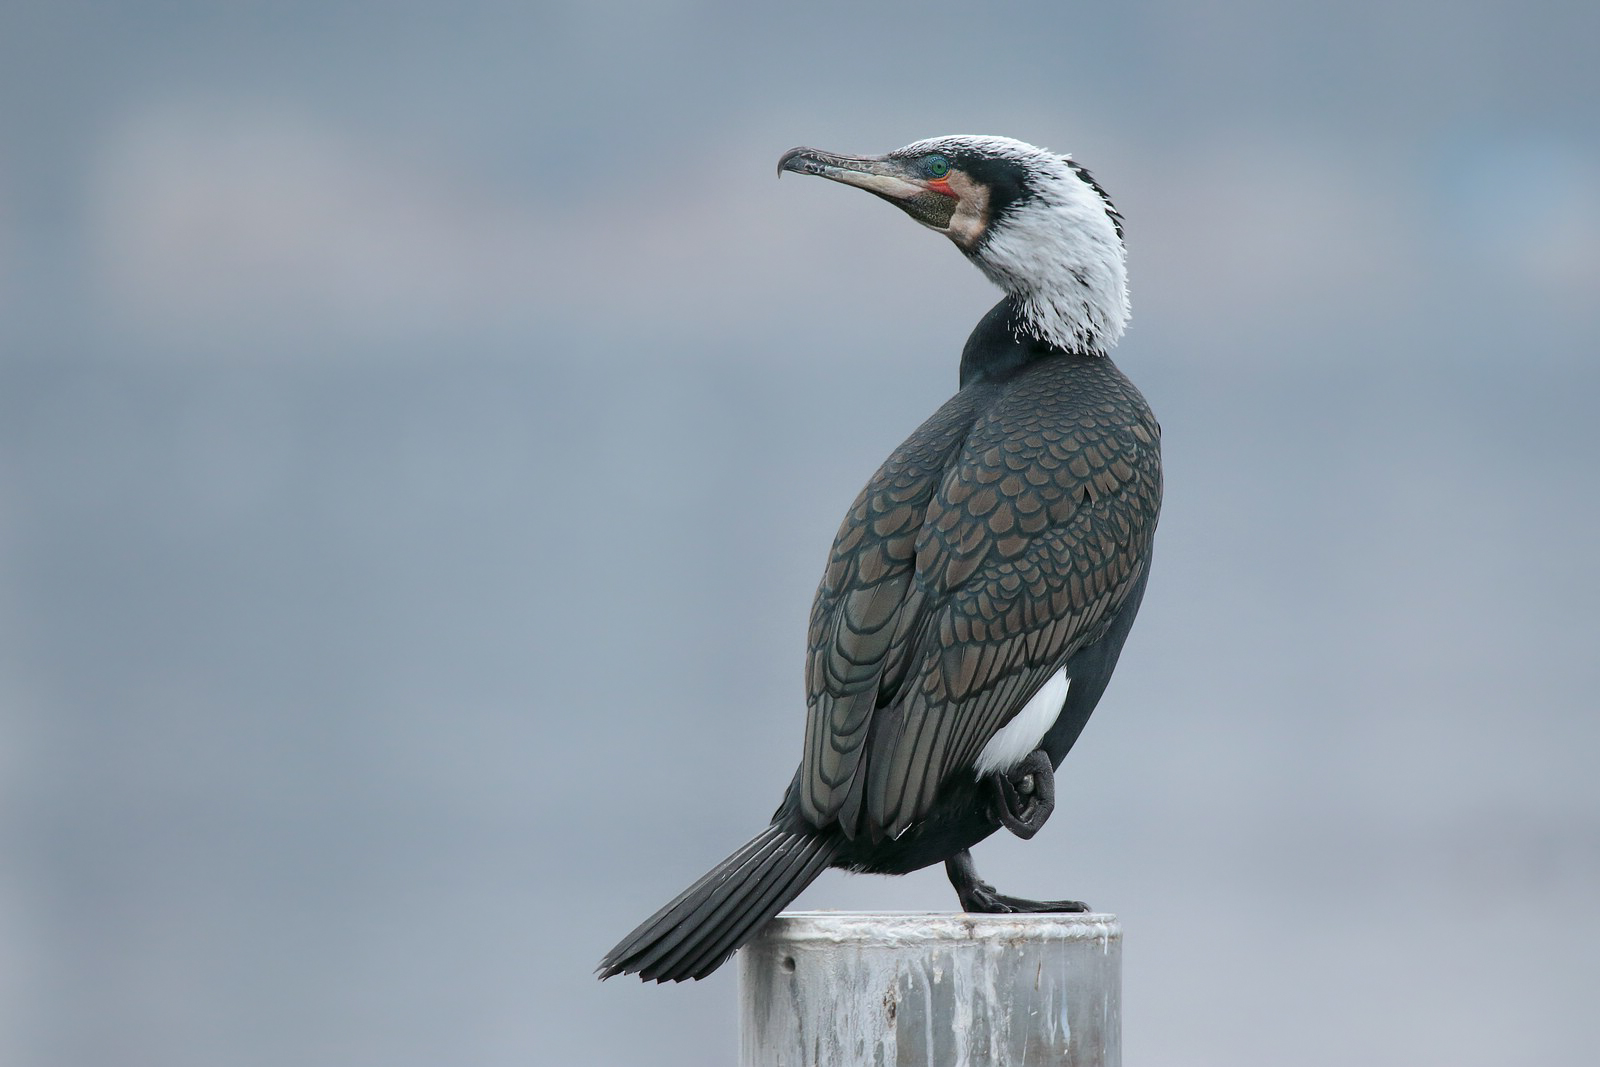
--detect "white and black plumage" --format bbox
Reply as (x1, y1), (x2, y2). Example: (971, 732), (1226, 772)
(599, 136), (1162, 983)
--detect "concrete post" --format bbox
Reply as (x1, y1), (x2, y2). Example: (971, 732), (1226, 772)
(739, 911), (1121, 1067)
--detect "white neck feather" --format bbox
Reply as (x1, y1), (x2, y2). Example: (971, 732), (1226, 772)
(970, 155), (1129, 356)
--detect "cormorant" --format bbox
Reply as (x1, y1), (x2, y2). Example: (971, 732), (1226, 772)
(598, 135), (1162, 983)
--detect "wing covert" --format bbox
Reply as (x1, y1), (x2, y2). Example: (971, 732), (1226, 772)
(801, 357), (1162, 841)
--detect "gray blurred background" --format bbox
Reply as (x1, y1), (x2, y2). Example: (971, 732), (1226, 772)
(2, 2), (1597, 1065)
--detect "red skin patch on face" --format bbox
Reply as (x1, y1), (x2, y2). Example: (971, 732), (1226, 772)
(928, 177), (958, 198)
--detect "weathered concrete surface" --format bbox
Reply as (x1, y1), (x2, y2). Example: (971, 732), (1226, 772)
(739, 911), (1121, 1067)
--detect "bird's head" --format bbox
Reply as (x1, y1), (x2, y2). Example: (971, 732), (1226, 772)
(779, 135), (1129, 356)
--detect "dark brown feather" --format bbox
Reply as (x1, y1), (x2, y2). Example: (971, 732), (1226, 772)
(801, 354), (1161, 840)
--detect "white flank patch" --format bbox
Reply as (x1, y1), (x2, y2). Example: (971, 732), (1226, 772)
(974, 668), (1070, 777)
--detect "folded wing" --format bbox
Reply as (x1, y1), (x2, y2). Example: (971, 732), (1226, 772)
(800, 362), (1161, 841)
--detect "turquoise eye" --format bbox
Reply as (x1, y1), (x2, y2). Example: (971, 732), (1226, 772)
(925, 155), (950, 179)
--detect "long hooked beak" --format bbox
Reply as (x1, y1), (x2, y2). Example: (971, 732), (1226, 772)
(777, 147), (927, 200)
(778, 145), (961, 232)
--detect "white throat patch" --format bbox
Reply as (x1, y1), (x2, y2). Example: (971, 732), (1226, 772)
(902, 135), (1130, 355)
(980, 185), (1129, 355)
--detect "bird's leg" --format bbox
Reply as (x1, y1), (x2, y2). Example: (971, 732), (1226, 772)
(944, 849), (1090, 914)
(985, 749), (1055, 840)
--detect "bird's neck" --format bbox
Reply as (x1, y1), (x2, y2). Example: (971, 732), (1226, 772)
(959, 298), (1081, 387)
(967, 200), (1129, 357)
(1011, 286), (1114, 357)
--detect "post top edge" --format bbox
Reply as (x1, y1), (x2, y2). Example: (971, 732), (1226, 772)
(760, 910), (1121, 945)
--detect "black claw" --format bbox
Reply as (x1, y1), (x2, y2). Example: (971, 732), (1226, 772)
(972, 891), (1091, 915)
(944, 849), (1089, 914)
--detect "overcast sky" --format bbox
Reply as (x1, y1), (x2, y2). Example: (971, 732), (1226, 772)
(2, 3), (1597, 1066)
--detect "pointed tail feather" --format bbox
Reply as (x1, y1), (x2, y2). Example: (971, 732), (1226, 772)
(598, 824), (837, 982)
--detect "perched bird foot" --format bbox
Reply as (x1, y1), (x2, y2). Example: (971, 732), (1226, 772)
(959, 886), (1092, 914)
(985, 749), (1055, 840)
(945, 849), (1089, 914)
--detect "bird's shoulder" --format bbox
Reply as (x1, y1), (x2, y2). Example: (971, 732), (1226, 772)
(809, 355), (1160, 681)
(916, 355), (1161, 598)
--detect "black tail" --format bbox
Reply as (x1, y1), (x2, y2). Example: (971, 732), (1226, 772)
(597, 824), (838, 982)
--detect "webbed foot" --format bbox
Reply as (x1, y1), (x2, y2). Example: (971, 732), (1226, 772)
(944, 849), (1089, 914)
(985, 749), (1055, 840)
